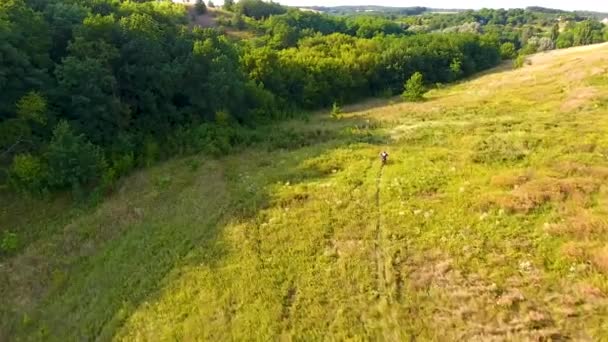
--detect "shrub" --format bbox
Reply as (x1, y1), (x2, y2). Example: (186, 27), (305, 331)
(513, 55), (526, 69)
(141, 138), (160, 167)
(0, 231), (19, 255)
(215, 110), (233, 125)
(520, 41), (539, 55)
(330, 102), (342, 119)
(190, 123), (233, 156)
(472, 135), (527, 164)
(379, 88), (393, 98)
(556, 31), (574, 49)
(402, 72), (426, 102)
(500, 42), (517, 59)
(537, 37), (555, 52)
(46, 121), (105, 191)
(232, 13), (245, 29)
(195, 0), (207, 14)
(8, 153), (48, 194)
(224, 0), (234, 11)
(101, 152), (135, 192)
(450, 58), (463, 79)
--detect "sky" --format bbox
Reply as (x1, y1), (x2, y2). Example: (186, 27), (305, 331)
(275, 0), (608, 13)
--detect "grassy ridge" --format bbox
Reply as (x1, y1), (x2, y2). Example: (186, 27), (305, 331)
(2, 43), (608, 340)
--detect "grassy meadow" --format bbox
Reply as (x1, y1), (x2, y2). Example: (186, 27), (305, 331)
(2, 43), (608, 340)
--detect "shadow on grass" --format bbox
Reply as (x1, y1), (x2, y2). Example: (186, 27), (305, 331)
(0, 114), (390, 341)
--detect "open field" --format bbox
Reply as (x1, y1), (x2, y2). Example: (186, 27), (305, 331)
(2, 43), (608, 340)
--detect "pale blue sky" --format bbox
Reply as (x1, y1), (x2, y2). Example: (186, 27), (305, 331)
(275, 0), (608, 13)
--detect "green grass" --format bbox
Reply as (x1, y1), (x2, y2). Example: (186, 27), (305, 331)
(3, 43), (608, 340)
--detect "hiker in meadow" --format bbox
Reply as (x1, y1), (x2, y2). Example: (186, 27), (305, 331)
(380, 151), (389, 165)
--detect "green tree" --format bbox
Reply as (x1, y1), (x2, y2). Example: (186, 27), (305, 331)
(46, 121), (105, 192)
(55, 56), (124, 146)
(402, 72), (426, 102)
(537, 37), (554, 51)
(16, 91), (47, 125)
(232, 12), (245, 29)
(235, 0), (286, 20)
(499, 42), (516, 59)
(556, 31), (574, 48)
(43, 2), (89, 62)
(520, 26), (533, 45)
(208, 0), (215, 8)
(0, 91), (48, 158)
(195, 0), (207, 14)
(520, 36), (539, 55)
(573, 20), (593, 46)
(0, 0), (51, 120)
(513, 54), (526, 68)
(550, 22), (560, 42)
(8, 153), (48, 194)
(224, 0), (235, 11)
(572, 20), (603, 46)
(449, 58), (462, 79)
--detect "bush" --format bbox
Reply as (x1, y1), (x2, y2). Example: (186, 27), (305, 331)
(520, 41), (539, 55)
(536, 37), (555, 52)
(472, 135), (527, 164)
(190, 123), (233, 156)
(141, 137), (160, 167)
(235, 0), (286, 20)
(556, 31), (574, 49)
(8, 154), (48, 194)
(224, 0), (234, 11)
(513, 55), (526, 68)
(379, 88), (393, 98)
(402, 72), (426, 102)
(500, 42), (517, 59)
(99, 151), (136, 193)
(0, 231), (19, 255)
(195, 0), (207, 14)
(330, 102), (342, 119)
(232, 13), (245, 29)
(450, 58), (463, 79)
(46, 121), (106, 192)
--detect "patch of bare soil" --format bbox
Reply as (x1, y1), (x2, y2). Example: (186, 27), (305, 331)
(406, 252), (607, 340)
(190, 11), (216, 28)
(561, 87), (598, 112)
(178, 2), (218, 28)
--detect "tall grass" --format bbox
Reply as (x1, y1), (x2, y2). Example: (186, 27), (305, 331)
(2, 44), (608, 340)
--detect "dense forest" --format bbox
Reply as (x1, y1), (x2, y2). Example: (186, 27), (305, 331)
(1, 0), (607, 201)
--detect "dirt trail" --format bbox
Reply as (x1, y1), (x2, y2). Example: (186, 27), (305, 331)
(172, 1), (218, 28)
(373, 162), (388, 298)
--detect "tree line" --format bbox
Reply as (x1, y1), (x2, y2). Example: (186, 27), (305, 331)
(1, 0), (605, 198)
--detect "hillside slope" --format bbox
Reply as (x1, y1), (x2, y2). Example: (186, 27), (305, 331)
(2, 43), (608, 340)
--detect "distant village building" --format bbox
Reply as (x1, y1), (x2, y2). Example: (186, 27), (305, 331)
(602, 18), (608, 25)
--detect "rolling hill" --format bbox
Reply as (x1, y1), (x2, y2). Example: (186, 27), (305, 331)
(2, 43), (608, 340)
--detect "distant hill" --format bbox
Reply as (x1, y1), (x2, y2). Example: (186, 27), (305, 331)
(527, 6), (608, 20)
(298, 5), (608, 19)
(296, 6), (465, 15)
